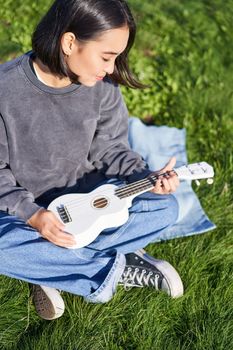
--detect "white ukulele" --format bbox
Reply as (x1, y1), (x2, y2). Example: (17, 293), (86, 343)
(48, 162), (214, 249)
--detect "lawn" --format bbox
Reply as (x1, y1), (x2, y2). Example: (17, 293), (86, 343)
(0, 0), (232, 349)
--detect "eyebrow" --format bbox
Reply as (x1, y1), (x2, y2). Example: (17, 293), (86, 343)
(102, 51), (118, 55)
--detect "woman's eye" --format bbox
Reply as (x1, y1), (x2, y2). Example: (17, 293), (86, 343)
(102, 58), (110, 62)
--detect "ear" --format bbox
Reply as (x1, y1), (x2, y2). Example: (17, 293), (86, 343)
(61, 32), (76, 56)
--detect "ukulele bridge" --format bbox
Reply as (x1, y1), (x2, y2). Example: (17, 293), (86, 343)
(57, 205), (72, 223)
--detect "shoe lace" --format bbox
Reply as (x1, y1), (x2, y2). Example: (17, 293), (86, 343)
(120, 266), (161, 291)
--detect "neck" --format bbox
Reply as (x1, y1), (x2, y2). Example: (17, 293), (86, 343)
(33, 58), (72, 88)
(115, 174), (158, 199)
(115, 170), (176, 199)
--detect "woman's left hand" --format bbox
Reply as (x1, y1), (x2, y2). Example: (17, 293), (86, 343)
(150, 157), (180, 195)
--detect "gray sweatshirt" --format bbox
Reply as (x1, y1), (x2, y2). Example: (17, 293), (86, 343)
(0, 53), (151, 222)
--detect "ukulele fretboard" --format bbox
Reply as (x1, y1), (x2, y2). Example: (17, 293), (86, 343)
(115, 171), (174, 199)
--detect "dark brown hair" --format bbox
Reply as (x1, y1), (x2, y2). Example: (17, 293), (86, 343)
(32, 0), (144, 88)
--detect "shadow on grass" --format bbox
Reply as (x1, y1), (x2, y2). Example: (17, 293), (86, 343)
(0, 42), (21, 63)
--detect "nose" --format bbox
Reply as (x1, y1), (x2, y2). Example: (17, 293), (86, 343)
(104, 61), (115, 75)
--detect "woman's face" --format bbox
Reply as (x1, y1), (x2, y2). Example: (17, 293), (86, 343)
(64, 26), (129, 86)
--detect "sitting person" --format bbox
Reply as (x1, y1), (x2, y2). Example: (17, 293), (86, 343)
(0, 0), (183, 320)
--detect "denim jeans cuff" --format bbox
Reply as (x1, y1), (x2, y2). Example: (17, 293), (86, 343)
(84, 252), (126, 303)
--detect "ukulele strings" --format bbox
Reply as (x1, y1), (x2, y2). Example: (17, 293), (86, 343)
(65, 178), (152, 211)
(64, 171), (173, 211)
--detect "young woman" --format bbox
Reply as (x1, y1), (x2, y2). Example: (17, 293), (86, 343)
(0, 0), (183, 320)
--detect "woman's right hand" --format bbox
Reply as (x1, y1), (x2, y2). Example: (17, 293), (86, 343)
(27, 208), (77, 248)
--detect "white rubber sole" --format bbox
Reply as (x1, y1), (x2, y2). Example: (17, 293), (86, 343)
(136, 249), (184, 298)
(32, 285), (65, 320)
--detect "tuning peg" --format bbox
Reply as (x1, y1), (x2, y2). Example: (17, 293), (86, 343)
(207, 178), (214, 184)
(195, 180), (200, 186)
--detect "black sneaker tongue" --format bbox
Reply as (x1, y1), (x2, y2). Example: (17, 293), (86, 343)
(125, 253), (161, 273)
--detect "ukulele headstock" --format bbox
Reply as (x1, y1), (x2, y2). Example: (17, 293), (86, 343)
(174, 162), (214, 184)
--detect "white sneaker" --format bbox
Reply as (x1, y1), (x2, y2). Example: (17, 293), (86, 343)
(32, 285), (65, 320)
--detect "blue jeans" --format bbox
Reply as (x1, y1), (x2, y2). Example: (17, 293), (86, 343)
(0, 185), (178, 303)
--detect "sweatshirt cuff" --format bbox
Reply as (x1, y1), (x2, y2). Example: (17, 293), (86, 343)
(15, 197), (42, 222)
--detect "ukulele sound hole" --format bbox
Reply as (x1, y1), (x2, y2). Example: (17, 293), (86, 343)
(92, 197), (109, 209)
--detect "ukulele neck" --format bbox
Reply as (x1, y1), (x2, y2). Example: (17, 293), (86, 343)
(115, 171), (174, 200)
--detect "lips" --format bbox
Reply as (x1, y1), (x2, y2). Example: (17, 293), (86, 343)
(96, 75), (105, 80)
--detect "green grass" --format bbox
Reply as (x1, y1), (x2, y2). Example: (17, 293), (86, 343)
(0, 0), (233, 349)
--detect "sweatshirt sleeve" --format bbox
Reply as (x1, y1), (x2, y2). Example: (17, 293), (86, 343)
(89, 82), (152, 182)
(0, 115), (41, 222)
